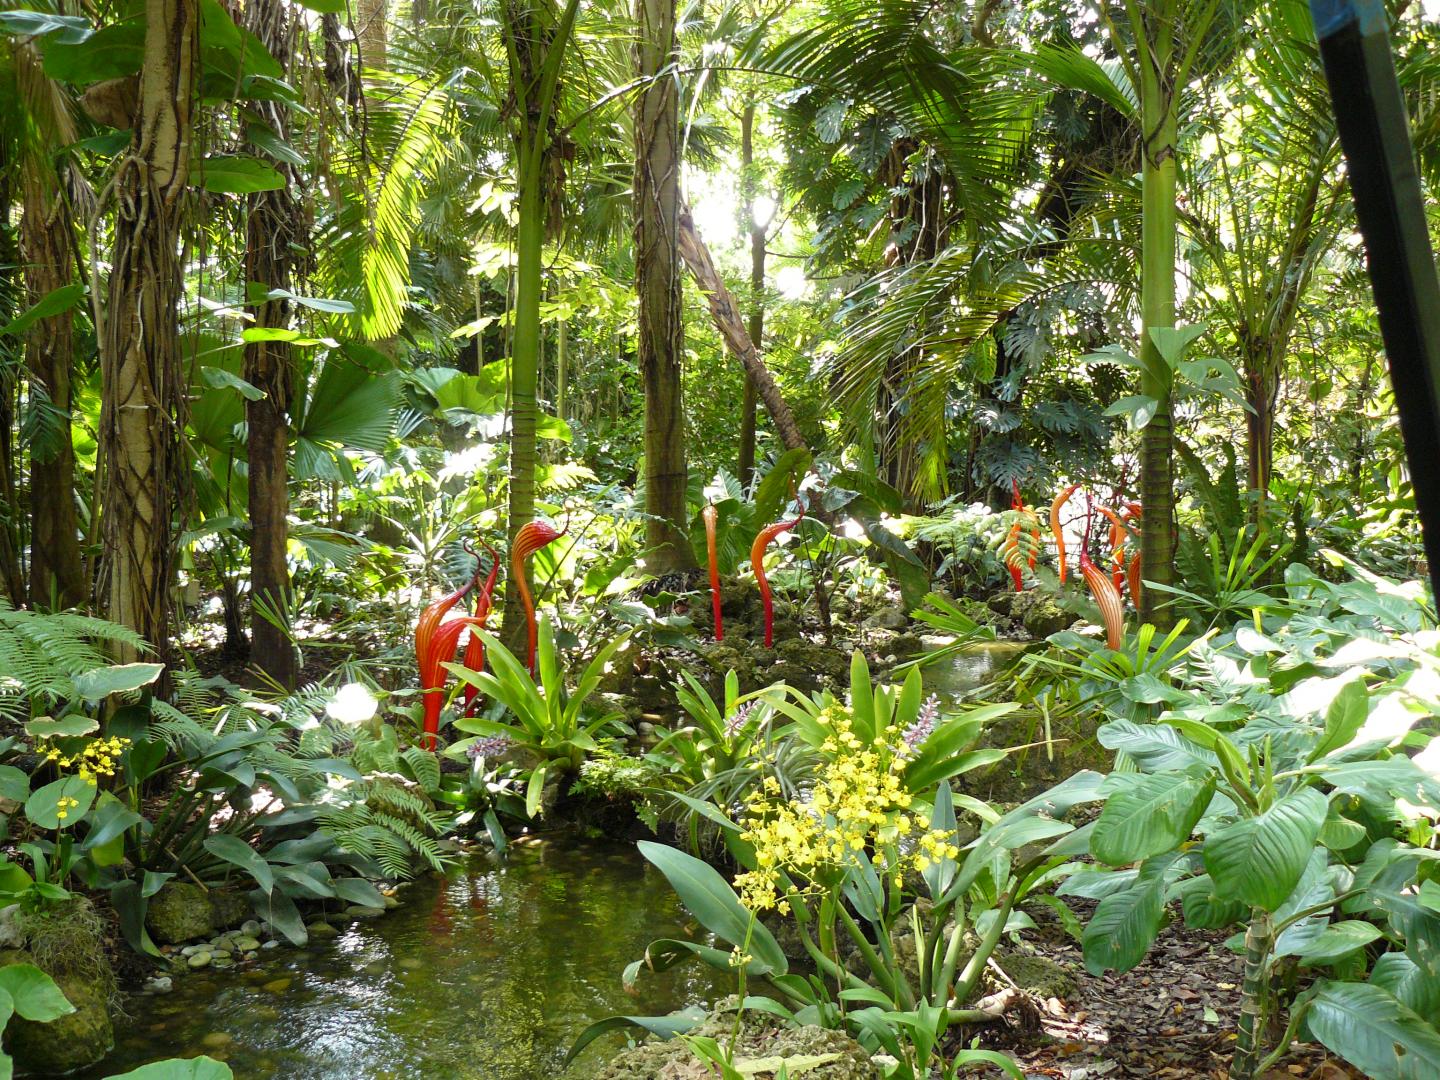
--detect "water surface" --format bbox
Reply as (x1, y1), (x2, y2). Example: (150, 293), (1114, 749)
(83, 836), (724, 1079)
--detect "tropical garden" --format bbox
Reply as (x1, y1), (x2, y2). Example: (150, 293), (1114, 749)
(0, 0), (1438, 1075)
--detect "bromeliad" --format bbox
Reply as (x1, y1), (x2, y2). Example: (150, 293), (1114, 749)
(751, 508), (805, 648)
(702, 504), (723, 641)
(511, 518), (565, 674)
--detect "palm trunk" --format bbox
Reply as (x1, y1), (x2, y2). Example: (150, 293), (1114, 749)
(499, 0), (581, 654)
(21, 165), (85, 609)
(634, 0), (694, 572)
(1244, 367), (1277, 505)
(738, 103), (763, 489)
(98, 0), (197, 662)
(243, 0), (299, 687)
(1137, 37), (1178, 629)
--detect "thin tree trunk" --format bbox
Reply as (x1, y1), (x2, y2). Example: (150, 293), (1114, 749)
(1136, 31), (1178, 629)
(498, 0), (580, 654)
(98, 0), (196, 663)
(1244, 366), (1277, 505)
(634, 0), (693, 572)
(0, 172), (24, 606)
(677, 207), (807, 454)
(354, 0), (387, 70)
(243, 0), (299, 688)
(21, 164), (85, 609)
(738, 102), (762, 489)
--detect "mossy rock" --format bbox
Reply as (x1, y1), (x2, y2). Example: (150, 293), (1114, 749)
(997, 953), (1078, 1000)
(1011, 591), (1071, 639)
(597, 1007), (876, 1079)
(208, 889), (250, 930)
(0, 956), (113, 1074)
(145, 882), (216, 944)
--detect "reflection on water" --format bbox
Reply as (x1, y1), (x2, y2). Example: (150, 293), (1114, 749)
(81, 837), (725, 1080)
(917, 639), (1028, 701)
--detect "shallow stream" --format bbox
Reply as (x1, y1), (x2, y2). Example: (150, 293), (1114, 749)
(81, 837), (723, 1079)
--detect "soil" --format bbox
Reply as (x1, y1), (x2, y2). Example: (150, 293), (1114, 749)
(965, 900), (1365, 1080)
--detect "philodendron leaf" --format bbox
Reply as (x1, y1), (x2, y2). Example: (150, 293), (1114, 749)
(1302, 979), (1440, 1080)
(1203, 787), (1327, 911)
(1092, 770), (1215, 866)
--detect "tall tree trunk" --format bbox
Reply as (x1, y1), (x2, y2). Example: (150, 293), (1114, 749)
(354, 0), (387, 70)
(243, 0), (299, 687)
(738, 103), (764, 489)
(634, 0), (693, 572)
(98, 0), (196, 662)
(0, 172), (24, 607)
(499, 0), (580, 654)
(21, 165), (85, 609)
(1135, 14), (1180, 630)
(1244, 364), (1277, 503)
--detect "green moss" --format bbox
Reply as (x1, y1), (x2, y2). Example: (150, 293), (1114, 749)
(997, 953), (1078, 1000)
(0, 957), (113, 1073)
(597, 1006), (876, 1079)
(145, 882), (216, 944)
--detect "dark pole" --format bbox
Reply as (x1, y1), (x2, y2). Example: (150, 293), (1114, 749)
(1312, 0), (1440, 596)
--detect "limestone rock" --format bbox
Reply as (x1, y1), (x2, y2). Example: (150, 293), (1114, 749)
(997, 952), (1078, 1000)
(861, 608), (908, 632)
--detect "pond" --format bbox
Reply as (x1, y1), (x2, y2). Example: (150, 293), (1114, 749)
(79, 836), (725, 1079)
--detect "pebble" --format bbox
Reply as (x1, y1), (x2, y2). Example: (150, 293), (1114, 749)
(180, 945), (206, 957)
(260, 940), (280, 950)
(344, 905), (386, 919)
(397, 957), (423, 970)
(211, 957), (234, 970)
(187, 953), (212, 969)
(144, 976), (173, 995)
(305, 921), (340, 940)
(232, 936), (261, 951)
(262, 978), (292, 994)
(382, 895), (400, 909)
(200, 1032), (233, 1050)
(241, 920), (262, 936)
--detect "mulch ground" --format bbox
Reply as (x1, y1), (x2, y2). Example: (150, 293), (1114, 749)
(968, 904), (1363, 1080)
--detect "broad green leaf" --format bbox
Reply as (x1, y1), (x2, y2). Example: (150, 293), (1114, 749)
(0, 767), (26, 804)
(1203, 787), (1327, 911)
(108, 1056), (235, 1079)
(1148, 323), (1208, 367)
(24, 715), (97, 739)
(25, 775), (96, 830)
(42, 21), (144, 83)
(1097, 720), (1217, 772)
(564, 1006), (707, 1066)
(332, 877), (386, 908)
(1303, 979), (1440, 1080)
(71, 662), (164, 701)
(1081, 854), (1175, 975)
(0, 963), (74, 1021)
(1092, 770), (1215, 866)
(1177, 875), (1247, 930)
(0, 9), (92, 42)
(1298, 921), (1383, 966)
(1371, 953), (1440, 1017)
(0, 284), (85, 337)
(190, 155), (284, 193)
(203, 834), (274, 893)
(637, 841), (786, 975)
(1103, 395), (1159, 431)
(1310, 679), (1371, 762)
